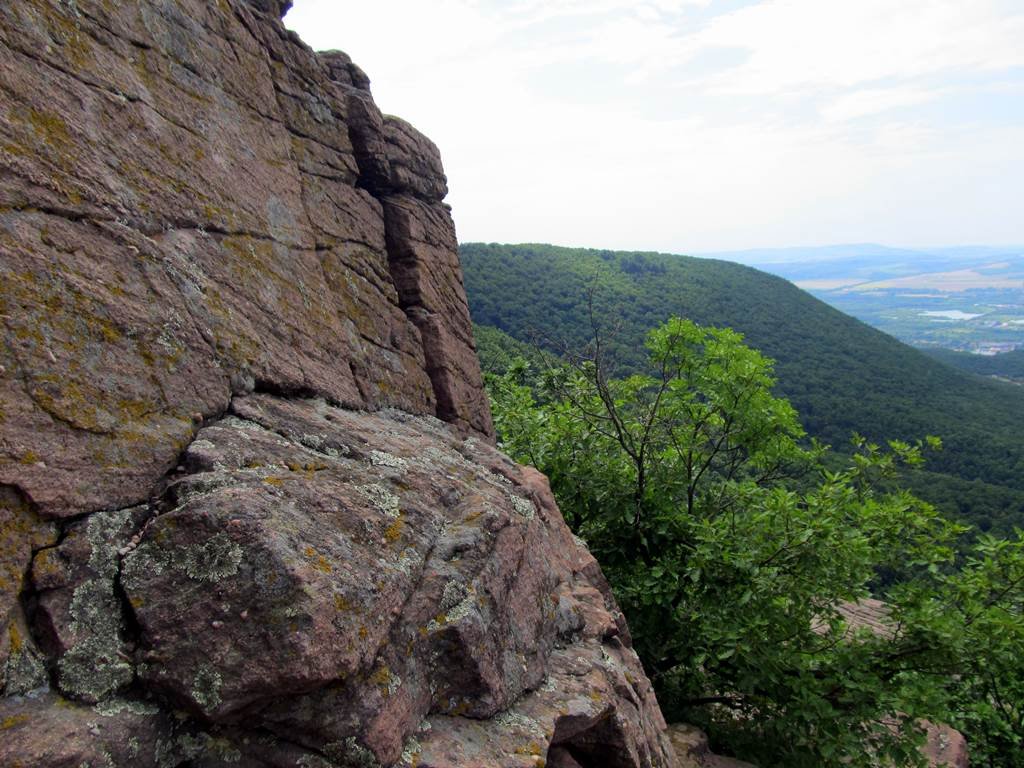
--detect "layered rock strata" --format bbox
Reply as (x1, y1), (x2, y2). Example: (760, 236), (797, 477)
(0, 1), (677, 766)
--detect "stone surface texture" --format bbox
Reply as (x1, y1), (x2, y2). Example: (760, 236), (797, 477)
(665, 725), (754, 768)
(0, 1), (675, 766)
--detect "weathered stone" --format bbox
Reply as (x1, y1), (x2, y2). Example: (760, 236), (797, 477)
(0, 692), (173, 768)
(383, 194), (494, 438)
(0, 485), (56, 690)
(0, 2), (674, 766)
(32, 506), (147, 702)
(920, 721), (969, 768)
(0, 0), (491, 522)
(0, 690), (342, 768)
(1, 606), (49, 697)
(113, 394), (676, 766)
(666, 724), (755, 768)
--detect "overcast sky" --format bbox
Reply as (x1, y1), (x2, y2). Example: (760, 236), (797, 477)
(284, 0), (1024, 253)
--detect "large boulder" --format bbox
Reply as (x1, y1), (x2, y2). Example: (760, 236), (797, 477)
(0, 1), (674, 766)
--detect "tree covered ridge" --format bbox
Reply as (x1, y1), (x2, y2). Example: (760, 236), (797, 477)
(485, 317), (1024, 767)
(461, 242), (1024, 534)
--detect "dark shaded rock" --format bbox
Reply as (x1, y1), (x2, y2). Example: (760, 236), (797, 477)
(667, 724), (755, 768)
(247, 0), (294, 19)
(0, 485), (56, 693)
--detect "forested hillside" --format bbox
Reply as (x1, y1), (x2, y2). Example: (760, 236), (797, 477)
(923, 347), (1024, 382)
(462, 243), (1024, 533)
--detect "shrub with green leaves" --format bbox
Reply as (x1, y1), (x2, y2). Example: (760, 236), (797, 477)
(487, 317), (1023, 767)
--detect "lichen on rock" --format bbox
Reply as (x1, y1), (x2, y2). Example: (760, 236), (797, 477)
(0, 0), (675, 765)
(180, 534), (244, 583)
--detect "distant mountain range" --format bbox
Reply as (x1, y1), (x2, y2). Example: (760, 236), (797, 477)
(700, 244), (1024, 354)
(461, 242), (1024, 535)
(699, 243), (1024, 267)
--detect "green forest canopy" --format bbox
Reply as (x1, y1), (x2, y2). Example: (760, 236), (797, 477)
(461, 242), (1024, 535)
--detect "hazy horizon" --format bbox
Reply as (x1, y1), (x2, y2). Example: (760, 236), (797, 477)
(285, 1), (1024, 254)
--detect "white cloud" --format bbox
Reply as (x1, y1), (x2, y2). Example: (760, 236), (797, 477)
(684, 0), (1024, 95)
(821, 87), (946, 122)
(285, 0), (1024, 250)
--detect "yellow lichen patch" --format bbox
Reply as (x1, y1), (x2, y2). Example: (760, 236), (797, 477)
(264, 476), (284, 487)
(0, 713), (29, 730)
(0, 490), (56, 605)
(285, 460), (329, 473)
(29, 546), (64, 586)
(18, 450), (40, 465)
(26, 107), (71, 151)
(513, 743), (544, 757)
(368, 664), (390, 687)
(333, 594), (351, 612)
(303, 546), (332, 574)
(8, 621), (23, 653)
(384, 515), (404, 543)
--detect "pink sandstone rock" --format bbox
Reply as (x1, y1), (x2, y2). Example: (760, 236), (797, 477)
(0, 0), (491, 521)
(0, 1), (673, 766)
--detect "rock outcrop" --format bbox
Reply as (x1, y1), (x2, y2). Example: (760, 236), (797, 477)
(0, 1), (677, 766)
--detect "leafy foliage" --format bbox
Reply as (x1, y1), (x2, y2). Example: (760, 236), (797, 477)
(462, 242), (1024, 534)
(486, 319), (1024, 768)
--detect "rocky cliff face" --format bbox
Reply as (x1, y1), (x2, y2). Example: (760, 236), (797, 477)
(0, 1), (677, 766)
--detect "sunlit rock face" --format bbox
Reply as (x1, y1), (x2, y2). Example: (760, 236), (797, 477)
(0, 1), (677, 766)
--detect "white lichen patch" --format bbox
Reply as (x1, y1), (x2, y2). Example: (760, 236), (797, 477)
(181, 533), (243, 582)
(370, 450), (407, 469)
(392, 549), (420, 578)
(323, 737), (379, 768)
(508, 493), (536, 520)
(439, 579), (468, 612)
(57, 508), (135, 701)
(600, 647), (619, 671)
(360, 483), (400, 518)
(191, 663), (223, 711)
(94, 697), (161, 717)
(399, 735), (423, 767)
(427, 585), (477, 631)
(2, 634), (48, 695)
(493, 709), (543, 736)
(221, 415), (267, 432)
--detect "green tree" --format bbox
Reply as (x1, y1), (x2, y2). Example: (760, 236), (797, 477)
(487, 317), (1024, 767)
